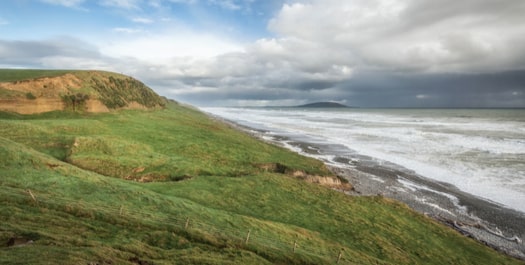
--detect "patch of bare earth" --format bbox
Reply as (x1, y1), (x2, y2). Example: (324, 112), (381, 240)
(256, 163), (353, 191)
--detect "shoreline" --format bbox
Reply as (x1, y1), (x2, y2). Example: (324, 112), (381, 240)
(328, 165), (525, 260)
(208, 113), (525, 261)
(211, 114), (525, 261)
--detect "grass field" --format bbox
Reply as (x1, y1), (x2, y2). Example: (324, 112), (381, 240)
(1, 95), (523, 263)
(0, 69), (76, 82)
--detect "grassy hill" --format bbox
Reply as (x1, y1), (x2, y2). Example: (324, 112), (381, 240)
(0, 70), (523, 264)
(0, 69), (165, 113)
(0, 69), (76, 82)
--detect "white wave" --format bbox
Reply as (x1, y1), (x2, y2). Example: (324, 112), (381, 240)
(398, 177), (468, 213)
(202, 107), (525, 213)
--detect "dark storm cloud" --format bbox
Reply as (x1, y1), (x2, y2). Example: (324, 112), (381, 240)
(281, 79), (339, 91)
(177, 0), (525, 107)
(339, 70), (525, 108)
(168, 69), (525, 108)
(402, 0), (525, 27)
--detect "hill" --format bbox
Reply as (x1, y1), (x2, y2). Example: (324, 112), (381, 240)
(1, 70), (523, 264)
(296, 102), (350, 108)
(0, 69), (165, 114)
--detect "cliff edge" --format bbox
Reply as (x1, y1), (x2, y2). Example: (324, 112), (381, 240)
(0, 69), (165, 114)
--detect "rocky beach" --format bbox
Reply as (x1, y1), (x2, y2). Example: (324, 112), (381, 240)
(329, 164), (525, 260)
(231, 120), (525, 261)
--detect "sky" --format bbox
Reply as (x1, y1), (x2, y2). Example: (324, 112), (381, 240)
(1, 0), (525, 107)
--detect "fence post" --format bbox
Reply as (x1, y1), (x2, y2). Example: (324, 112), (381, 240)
(27, 189), (37, 205)
(293, 240), (298, 253)
(245, 229), (251, 245)
(337, 249), (344, 264)
(119, 205), (124, 216)
(185, 217), (190, 230)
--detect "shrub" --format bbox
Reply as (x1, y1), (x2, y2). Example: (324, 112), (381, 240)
(25, 92), (37, 100)
(61, 93), (90, 112)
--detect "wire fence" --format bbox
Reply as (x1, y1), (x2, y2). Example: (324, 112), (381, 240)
(1, 186), (367, 264)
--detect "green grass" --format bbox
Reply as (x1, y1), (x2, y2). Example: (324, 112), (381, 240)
(0, 69), (76, 82)
(1, 102), (523, 264)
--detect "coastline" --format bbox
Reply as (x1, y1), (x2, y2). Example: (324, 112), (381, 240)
(329, 165), (525, 260)
(211, 113), (525, 261)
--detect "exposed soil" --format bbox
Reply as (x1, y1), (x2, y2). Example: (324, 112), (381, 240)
(0, 73), (153, 114)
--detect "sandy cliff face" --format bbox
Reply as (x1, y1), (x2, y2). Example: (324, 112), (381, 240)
(0, 72), (162, 114)
(85, 99), (110, 113)
(0, 74), (86, 114)
(0, 73), (82, 97)
(0, 98), (112, 114)
(0, 98), (65, 114)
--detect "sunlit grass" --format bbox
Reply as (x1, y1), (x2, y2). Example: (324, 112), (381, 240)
(1, 103), (523, 264)
(0, 69), (76, 82)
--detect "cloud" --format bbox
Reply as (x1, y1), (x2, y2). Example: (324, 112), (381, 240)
(0, 37), (101, 64)
(0, 37), (153, 75)
(0, 37), (123, 72)
(40, 0), (85, 7)
(207, 0), (241, 10)
(167, 0), (197, 4)
(4, 0), (525, 108)
(113, 27), (144, 34)
(132, 17), (154, 24)
(0, 17), (8, 26)
(99, 29), (243, 61)
(333, 70), (525, 108)
(99, 0), (141, 9)
(3, 34), (522, 108)
(164, 0), (525, 106)
(267, 0), (525, 74)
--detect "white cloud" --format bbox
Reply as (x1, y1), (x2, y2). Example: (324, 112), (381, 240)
(208, 0), (241, 10)
(113, 27), (143, 34)
(132, 17), (154, 24)
(40, 56), (113, 70)
(99, 30), (243, 62)
(167, 0), (197, 3)
(168, 85), (219, 95)
(0, 17), (8, 26)
(267, 0), (525, 73)
(99, 0), (141, 9)
(40, 0), (85, 7)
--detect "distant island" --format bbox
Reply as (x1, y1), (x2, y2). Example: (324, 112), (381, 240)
(295, 102), (351, 108)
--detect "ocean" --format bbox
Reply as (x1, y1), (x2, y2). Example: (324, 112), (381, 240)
(203, 107), (525, 214)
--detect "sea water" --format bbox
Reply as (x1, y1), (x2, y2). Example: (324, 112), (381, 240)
(203, 107), (525, 213)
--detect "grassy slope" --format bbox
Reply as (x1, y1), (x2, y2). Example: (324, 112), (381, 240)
(0, 69), (76, 82)
(0, 102), (523, 264)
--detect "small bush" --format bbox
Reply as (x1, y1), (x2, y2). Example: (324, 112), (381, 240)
(61, 93), (90, 112)
(25, 92), (37, 100)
